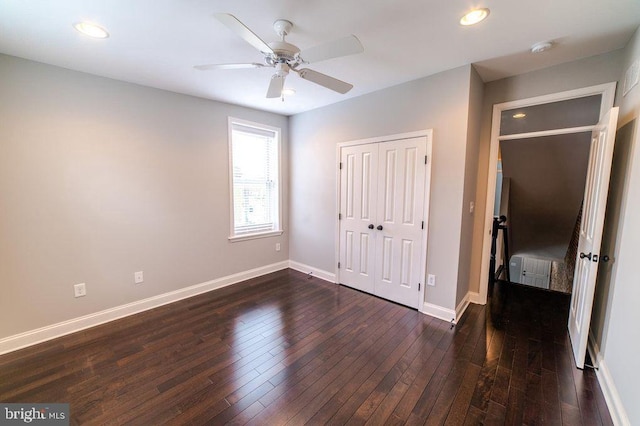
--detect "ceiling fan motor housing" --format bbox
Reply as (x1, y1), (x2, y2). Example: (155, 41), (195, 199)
(268, 41), (300, 61)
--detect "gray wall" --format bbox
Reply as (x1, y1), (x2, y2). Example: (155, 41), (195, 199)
(468, 49), (624, 295)
(0, 54), (289, 339)
(456, 67), (484, 305)
(590, 27), (640, 424)
(500, 133), (590, 260)
(289, 65), (474, 311)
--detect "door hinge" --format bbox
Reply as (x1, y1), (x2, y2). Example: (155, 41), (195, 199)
(421, 221), (424, 229)
(418, 283), (421, 291)
(338, 262), (341, 269)
(425, 155), (428, 165)
(339, 162), (343, 170)
(339, 213), (342, 220)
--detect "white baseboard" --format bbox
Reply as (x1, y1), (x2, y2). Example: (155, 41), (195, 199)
(468, 291), (483, 305)
(588, 334), (630, 425)
(587, 331), (601, 369)
(421, 301), (456, 323)
(455, 295), (471, 323)
(288, 260), (336, 283)
(421, 290), (482, 324)
(0, 261), (289, 356)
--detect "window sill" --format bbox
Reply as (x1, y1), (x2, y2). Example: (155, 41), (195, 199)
(228, 230), (284, 242)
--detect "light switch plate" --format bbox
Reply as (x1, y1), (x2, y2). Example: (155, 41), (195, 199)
(427, 274), (436, 286)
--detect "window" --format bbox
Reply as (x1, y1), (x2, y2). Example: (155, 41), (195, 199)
(499, 94), (602, 136)
(228, 118), (282, 241)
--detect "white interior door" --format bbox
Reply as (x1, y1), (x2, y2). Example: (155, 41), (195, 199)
(339, 136), (428, 309)
(568, 107), (619, 369)
(373, 139), (427, 308)
(339, 144), (378, 294)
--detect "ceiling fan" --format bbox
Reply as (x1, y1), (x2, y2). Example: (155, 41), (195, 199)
(195, 13), (364, 98)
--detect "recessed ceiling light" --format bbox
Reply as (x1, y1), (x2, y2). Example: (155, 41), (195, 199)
(460, 8), (490, 26)
(282, 88), (296, 96)
(73, 22), (109, 39)
(513, 113), (526, 119)
(531, 41), (553, 53)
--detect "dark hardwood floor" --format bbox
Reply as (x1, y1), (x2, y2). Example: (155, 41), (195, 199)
(0, 270), (612, 425)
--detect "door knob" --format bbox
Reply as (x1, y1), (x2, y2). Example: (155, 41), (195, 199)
(601, 255), (610, 262)
(580, 252), (592, 261)
(368, 224), (374, 229)
(377, 225), (383, 231)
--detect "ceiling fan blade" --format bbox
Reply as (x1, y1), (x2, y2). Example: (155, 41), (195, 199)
(214, 13), (274, 55)
(266, 74), (286, 98)
(194, 63), (264, 71)
(297, 68), (353, 94)
(300, 35), (364, 63)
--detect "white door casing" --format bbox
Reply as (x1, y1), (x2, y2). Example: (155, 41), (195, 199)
(338, 133), (431, 309)
(479, 83), (617, 305)
(568, 107), (619, 369)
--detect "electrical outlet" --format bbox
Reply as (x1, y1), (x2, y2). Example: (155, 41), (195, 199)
(427, 274), (436, 286)
(275, 243), (281, 252)
(74, 283), (87, 298)
(134, 271), (144, 284)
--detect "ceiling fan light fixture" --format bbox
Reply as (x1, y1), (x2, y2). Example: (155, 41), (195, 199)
(460, 8), (490, 26)
(282, 88), (296, 96)
(512, 113), (526, 119)
(73, 21), (109, 39)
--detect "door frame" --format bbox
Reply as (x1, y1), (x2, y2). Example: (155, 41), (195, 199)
(478, 82), (617, 304)
(335, 130), (433, 312)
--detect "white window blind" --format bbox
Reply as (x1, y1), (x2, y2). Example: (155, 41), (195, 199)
(229, 120), (280, 238)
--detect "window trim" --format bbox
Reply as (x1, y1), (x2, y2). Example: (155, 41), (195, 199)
(227, 117), (283, 242)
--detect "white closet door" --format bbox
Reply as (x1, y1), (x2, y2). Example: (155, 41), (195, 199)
(373, 138), (427, 309)
(339, 136), (428, 309)
(338, 144), (378, 294)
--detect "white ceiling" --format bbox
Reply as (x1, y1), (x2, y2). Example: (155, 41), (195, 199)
(1, 0), (639, 116)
